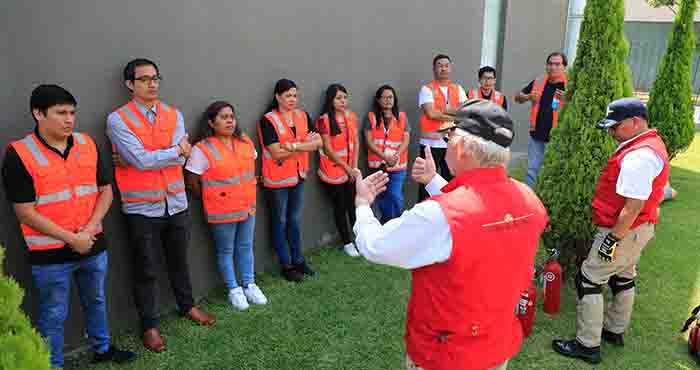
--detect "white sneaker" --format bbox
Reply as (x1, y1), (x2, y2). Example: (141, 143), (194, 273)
(243, 283), (268, 305)
(344, 242), (360, 257)
(228, 287), (249, 310)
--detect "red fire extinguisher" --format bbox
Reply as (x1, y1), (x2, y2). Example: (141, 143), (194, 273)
(542, 249), (562, 315)
(517, 274), (538, 337)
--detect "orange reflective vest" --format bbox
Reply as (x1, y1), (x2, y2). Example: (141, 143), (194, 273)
(366, 112), (408, 172)
(113, 101), (185, 203)
(318, 112), (357, 184)
(529, 74), (568, 132)
(467, 87), (505, 107)
(257, 109), (310, 188)
(10, 133), (100, 251)
(420, 80), (461, 141)
(195, 135), (257, 223)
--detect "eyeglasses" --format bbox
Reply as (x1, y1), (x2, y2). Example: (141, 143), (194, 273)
(133, 75), (163, 84)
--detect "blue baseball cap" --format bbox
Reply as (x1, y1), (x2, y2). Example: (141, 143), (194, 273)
(596, 98), (648, 129)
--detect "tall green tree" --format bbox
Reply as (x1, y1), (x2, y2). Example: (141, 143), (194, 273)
(647, 0), (698, 160)
(0, 246), (51, 370)
(534, 0), (633, 272)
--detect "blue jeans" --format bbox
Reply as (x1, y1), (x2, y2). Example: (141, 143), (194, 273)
(266, 182), (305, 266)
(31, 251), (110, 368)
(526, 136), (547, 188)
(209, 215), (256, 289)
(375, 170), (406, 223)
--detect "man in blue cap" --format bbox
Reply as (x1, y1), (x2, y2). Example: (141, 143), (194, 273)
(552, 97), (669, 364)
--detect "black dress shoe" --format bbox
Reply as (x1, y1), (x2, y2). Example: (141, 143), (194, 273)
(92, 345), (137, 364)
(294, 261), (316, 276)
(602, 328), (625, 346)
(282, 265), (304, 282)
(552, 339), (601, 364)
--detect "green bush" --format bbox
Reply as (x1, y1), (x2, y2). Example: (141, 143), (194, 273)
(534, 0), (633, 274)
(647, 0), (698, 160)
(0, 246), (51, 370)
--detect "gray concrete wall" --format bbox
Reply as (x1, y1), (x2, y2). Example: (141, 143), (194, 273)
(500, 0), (569, 154)
(1, 0), (485, 351)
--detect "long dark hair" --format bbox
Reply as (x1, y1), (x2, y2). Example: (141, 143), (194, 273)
(372, 85), (400, 128)
(197, 101), (242, 143)
(265, 78), (297, 113)
(320, 83), (348, 136)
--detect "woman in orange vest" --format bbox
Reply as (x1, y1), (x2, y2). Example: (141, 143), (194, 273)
(317, 84), (360, 257)
(363, 85), (409, 223)
(257, 79), (322, 282)
(185, 101), (267, 310)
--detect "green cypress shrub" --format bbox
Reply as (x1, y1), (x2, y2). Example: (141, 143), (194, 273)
(0, 246), (51, 370)
(647, 0), (698, 160)
(534, 0), (633, 273)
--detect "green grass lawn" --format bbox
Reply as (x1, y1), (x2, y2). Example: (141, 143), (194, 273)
(82, 134), (700, 370)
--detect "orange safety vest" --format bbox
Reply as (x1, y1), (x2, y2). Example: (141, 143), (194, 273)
(366, 112), (408, 172)
(10, 133), (100, 251)
(420, 80), (461, 141)
(467, 87), (505, 107)
(529, 74), (568, 132)
(318, 112), (357, 184)
(257, 109), (310, 188)
(195, 135), (257, 223)
(113, 101), (185, 203)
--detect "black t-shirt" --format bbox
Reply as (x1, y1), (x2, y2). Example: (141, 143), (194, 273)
(481, 91), (509, 111)
(259, 111), (315, 147)
(522, 80), (566, 142)
(2, 128), (110, 265)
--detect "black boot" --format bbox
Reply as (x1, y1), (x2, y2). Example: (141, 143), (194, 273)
(294, 261), (316, 276)
(552, 339), (601, 364)
(281, 265), (304, 282)
(601, 328), (625, 346)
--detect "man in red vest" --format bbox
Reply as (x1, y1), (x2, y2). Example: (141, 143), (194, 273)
(514, 52), (568, 188)
(553, 98), (669, 364)
(353, 100), (548, 370)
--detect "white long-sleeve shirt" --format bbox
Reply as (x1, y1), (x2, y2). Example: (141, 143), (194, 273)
(353, 175), (453, 269)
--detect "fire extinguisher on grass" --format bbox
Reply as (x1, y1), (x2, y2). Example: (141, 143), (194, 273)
(542, 249), (562, 315)
(517, 271), (538, 337)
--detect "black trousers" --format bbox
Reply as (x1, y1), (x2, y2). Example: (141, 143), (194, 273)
(417, 145), (453, 202)
(323, 181), (356, 245)
(126, 210), (194, 330)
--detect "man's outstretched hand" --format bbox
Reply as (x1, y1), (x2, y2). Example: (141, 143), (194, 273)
(354, 169), (389, 207)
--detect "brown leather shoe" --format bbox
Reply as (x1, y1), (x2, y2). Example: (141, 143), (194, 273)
(142, 328), (166, 353)
(185, 306), (216, 326)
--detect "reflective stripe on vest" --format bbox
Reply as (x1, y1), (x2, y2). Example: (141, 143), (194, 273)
(420, 131), (445, 141)
(207, 210), (251, 222)
(367, 112), (408, 171)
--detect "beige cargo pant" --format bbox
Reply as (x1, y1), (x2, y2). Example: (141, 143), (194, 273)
(576, 222), (655, 347)
(406, 355), (508, 370)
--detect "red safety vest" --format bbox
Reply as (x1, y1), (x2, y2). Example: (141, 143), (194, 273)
(195, 135), (257, 223)
(10, 133), (100, 251)
(467, 87), (505, 107)
(366, 112), (408, 172)
(257, 109), (310, 188)
(592, 129), (669, 229)
(317, 112), (358, 184)
(112, 101), (185, 203)
(405, 167), (547, 370)
(529, 74), (568, 132)
(420, 80), (461, 141)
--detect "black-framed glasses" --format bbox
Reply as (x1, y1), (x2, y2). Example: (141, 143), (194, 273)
(133, 75), (162, 84)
